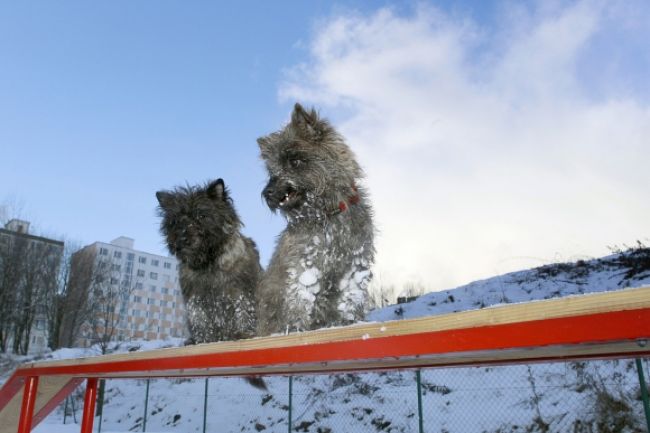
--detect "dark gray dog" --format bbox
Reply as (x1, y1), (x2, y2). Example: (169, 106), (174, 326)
(156, 179), (261, 344)
(257, 103), (375, 335)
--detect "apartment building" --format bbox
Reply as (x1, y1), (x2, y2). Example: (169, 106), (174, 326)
(73, 236), (187, 346)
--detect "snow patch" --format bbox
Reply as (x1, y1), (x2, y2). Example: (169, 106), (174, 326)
(298, 268), (320, 287)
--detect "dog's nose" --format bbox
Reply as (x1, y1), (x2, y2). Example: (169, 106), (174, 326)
(262, 183), (274, 200)
(262, 178), (278, 208)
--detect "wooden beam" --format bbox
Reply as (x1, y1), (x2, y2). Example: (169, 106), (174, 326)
(13, 286), (650, 378)
(32, 378), (84, 426)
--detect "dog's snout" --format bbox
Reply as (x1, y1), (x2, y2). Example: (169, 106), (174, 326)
(262, 177), (279, 208)
(262, 178), (275, 199)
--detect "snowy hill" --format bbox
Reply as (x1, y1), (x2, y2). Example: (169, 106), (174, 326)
(369, 246), (650, 322)
(3, 246), (649, 432)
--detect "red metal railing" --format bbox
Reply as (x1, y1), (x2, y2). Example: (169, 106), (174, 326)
(1, 287), (649, 433)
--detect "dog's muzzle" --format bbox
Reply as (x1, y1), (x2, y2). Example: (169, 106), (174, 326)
(263, 177), (299, 210)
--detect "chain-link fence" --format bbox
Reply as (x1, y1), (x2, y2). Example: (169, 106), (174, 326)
(44, 357), (650, 433)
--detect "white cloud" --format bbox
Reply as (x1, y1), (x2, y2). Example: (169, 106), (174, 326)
(281, 1), (650, 293)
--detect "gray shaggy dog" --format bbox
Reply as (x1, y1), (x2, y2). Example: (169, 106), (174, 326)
(156, 179), (261, 344)
(257, 103), (375, 335)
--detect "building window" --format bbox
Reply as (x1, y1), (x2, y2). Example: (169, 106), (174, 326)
(160, 300), (168, 307)
(111, 264), (121, 272)
(147, 298), (154, 305)
(110, 277), (118, 285)
(127, 253), (135, 261)
(135, 282), (143, 290)
(114, 251), (122, 259)
(137, 269), (145, 277)
(174, 289), (180, 297)
(150, 272), (158, 280)
(152, 259), (159, 267)
(133, 296), (142, 303)
(161, 287), (169, 295)
(164, 262), (171, 269)
(99, 248), (109, 256)
(139, 256), (146, 264)
(150, 285), (156, 292)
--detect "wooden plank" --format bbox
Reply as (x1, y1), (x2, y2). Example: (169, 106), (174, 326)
(48, 340), (647, 380)
(0, 373), (23, 413)
(32, 377), (84, 426)
(0, 376), (74, 433)
(14, 286), (650, 377)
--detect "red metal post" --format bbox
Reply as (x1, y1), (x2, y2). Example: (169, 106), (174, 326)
(16, 376), (39, 433)
(80, 378), (98, 433)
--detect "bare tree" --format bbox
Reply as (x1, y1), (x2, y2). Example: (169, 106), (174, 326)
(58, 246), (140, 354)
(0, 234), (24, 352)
(368, 284), (395, 310)
(58, 247), (97, 348)
(47, 240), (81, 350)
(86, 254), (135, 354)
(0, 220), (63, 354)
(12, 241), (60, 354)
(400, 281), (426, 299)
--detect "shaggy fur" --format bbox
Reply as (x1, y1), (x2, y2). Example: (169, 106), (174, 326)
(156, 179), (261, 343)
(257, 103), (375, 335)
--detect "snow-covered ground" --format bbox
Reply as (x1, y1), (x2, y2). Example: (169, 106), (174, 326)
(33, 359), (648, 433)
(3, 247), (650, 432)
(368, 248), (650, 322)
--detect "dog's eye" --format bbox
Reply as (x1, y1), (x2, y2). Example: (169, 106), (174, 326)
(289, 158), (302, 169)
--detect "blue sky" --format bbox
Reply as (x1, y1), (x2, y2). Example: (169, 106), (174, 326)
(2, 1), (649, 294)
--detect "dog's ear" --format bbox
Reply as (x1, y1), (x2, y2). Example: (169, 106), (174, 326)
(257, 136), (271, 153)
(156, 191), (174, 209)
(291, 103), (321, 138)
(207, 178), (227, 201)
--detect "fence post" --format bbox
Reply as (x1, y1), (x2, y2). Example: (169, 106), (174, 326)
(635, 358), (650, 433)
(142, 379), (150, 432)
(416, 370), (424, 433)
(71, 393), (78, 423)
(203, 378), (209, 433)
(288, 376), (293, 433)
(97, 379), (105, 433)
(63, 396), (69, 424)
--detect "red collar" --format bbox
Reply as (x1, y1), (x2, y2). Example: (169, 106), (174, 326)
(331, 185), (360, 215)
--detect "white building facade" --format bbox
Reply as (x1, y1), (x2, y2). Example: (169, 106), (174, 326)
(78, 236), (187, 344)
